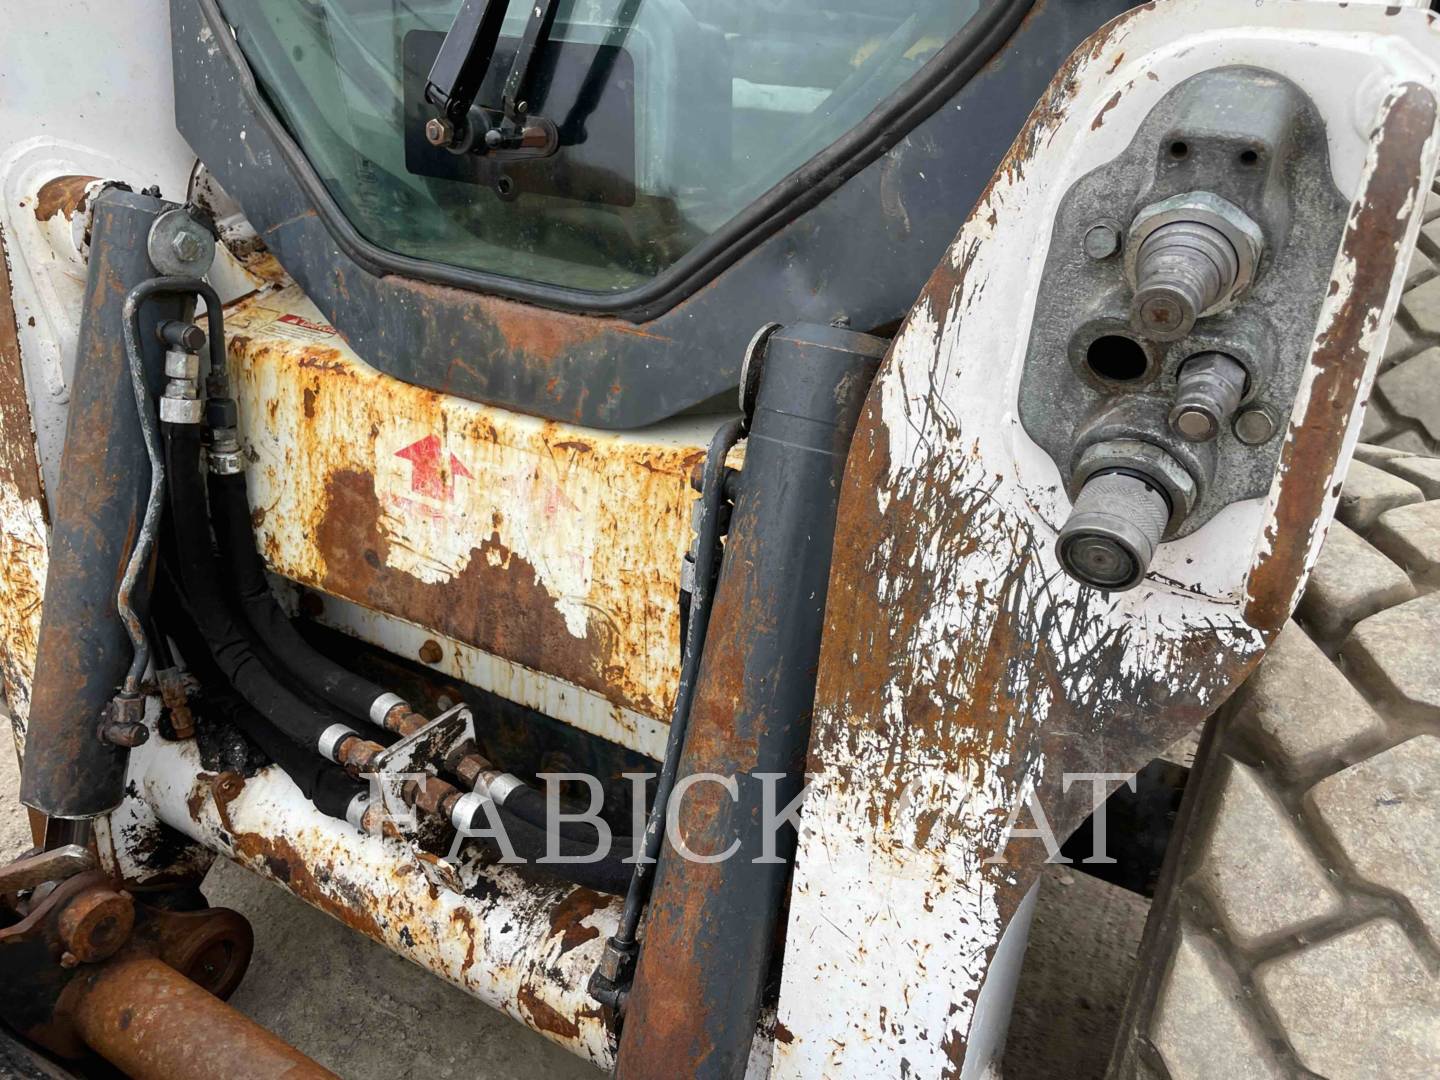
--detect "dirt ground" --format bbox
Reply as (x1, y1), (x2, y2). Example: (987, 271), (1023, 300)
(1, 739), (1144, 1079)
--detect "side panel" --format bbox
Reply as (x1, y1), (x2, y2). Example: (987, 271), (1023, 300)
(226, 288), (710, 728)
(772, 3), (1440, 1077)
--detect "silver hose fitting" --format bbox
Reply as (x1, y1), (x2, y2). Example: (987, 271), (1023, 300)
(1169, 353), (1248, 442)
(1125, 191), (1265, 342)
(1131, 222), (1238, 341)
(1058, 472), (1171, 591)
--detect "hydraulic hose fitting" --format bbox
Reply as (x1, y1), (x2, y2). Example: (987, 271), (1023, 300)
(1057, 440), (1196, 591)
(1169, 352), (1248, 442)
(159, 347), (203, 425)
(1058, 473), (1170, 591)
(1125, 192), (1264, 342)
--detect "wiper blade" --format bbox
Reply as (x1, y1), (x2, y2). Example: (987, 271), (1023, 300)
(421, 0), (561, 158)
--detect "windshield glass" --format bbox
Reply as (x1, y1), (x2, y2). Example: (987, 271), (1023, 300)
(219, 0), (984, 293)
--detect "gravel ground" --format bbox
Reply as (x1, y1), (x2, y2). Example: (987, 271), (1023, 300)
(2, 737), (1141, 1079)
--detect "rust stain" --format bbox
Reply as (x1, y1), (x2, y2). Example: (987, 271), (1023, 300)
(516, 983), (583, 1040)
(33, 175), (98, 223)
(0, 226), (51, 745)
(547, 887), (605, 954)
(315, 467), (619, 705)
(230, 830), (388, 941)
(1091, 88), (1123, 130)
(1248, 83), (1437, 628)
(225, 287), (706, 721)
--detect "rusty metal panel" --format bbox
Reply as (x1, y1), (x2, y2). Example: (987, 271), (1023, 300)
(127, 733), (623, 1068)
(769, 4), (1440, 1078)
(0, 227), (48, 754)
(226, 285), (716, 726)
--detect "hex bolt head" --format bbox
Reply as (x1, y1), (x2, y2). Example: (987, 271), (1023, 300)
(171, 230), (202, 263)
(1168, 352), (1248, 443)
(1058, 470), (1173, 591)
(1083, 222), (1122, 260)
(1233, 405), (1278, 445)
(425, 116), (453, 147)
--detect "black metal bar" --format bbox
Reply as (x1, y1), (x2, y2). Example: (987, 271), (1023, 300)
(19, 189), (184, 820)
(500, 0), (560, 122)
(424, 0), (511, 122)
(614, 324), (884, 1079)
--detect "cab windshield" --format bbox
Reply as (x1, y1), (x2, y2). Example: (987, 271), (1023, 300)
(220, 0), (984, 293)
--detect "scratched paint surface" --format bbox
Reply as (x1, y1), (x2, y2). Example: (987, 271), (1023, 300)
(771, 3), (1440, 1077)
(226, 286), (714, 724)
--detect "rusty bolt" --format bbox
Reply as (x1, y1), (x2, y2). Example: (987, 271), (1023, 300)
(403, 775), (459, 817)
(59, 887), (135, 964)
(424, 116), (454, 148)
(450, 751), (490, 790)
(337, 736), (384, 773)
(297, 590), (325, 619)
(97, 711), (149, 748)
(212, 772), (245, 801)
(383, 704), (428, 737)
(418, 639), (444, 664)
(60, 951), (79, 969)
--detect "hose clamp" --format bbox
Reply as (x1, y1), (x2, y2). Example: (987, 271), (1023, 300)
(317, 724), (359, 764)
(159, 397), (204, 424)
(206, 449), (244, 475)
(345, 791), (371, 832)
(450, 790), (489, 832)
(369, 692), (407, 727)
(484, 772), (526, 806)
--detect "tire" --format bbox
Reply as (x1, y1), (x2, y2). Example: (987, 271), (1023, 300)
(1109, 443), (1440, 1080)
(1360, 179), (1440, 456)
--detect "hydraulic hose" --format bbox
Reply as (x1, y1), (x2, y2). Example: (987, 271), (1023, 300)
(116, 277), (227, 698)
(451, 794), (632, 894)
(154, 572), (364, 820)
(611, 418), (743, 945)
(208, 470), (409, 729)
(163, 419), (352, 757)
(485, 778), (634, 850)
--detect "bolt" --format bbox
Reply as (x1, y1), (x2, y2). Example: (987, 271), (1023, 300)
(1083, 222), (1122, 260)
(60, 951), (79, 969)
(1169, 353), (1248, 442)
(1234, 405), (1278, 445)
(1058, 471), (1173, 591)
(418, 639), (444, 664)
(170, 230), (203, 263)
(425, 116), (453, 148)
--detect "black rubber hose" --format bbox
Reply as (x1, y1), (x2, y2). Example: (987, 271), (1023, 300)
(612, 418), (743, 943)
(498, 783), (633, 849)
(220, 694), (364, 819)
(163, 420), (348, 753)
(454, 797), (633, 895)
(155, 570), (363, 819)
(209, 470), (397, 724)
(115, 276), (225, 698)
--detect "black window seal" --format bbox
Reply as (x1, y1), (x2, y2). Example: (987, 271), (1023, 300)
(192, 0), (1034, 323)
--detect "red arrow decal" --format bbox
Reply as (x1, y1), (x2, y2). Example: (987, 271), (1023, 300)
(394, 434), (472, 502)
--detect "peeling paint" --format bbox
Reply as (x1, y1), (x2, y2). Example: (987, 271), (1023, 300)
(225, 286), (719, 723)
(0, 226), (49, 752)
(772, 3), (1440, 1077)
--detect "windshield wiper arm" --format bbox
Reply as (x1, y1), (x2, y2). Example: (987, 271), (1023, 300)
(422, 0), (560, 158)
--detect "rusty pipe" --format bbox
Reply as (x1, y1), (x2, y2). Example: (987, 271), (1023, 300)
(67, 955), (338, 1080)
(20, 189), (192, 819)
(616, 324), (884, 1079)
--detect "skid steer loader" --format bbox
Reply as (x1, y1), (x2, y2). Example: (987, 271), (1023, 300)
(2, 0), (1440, 1077)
